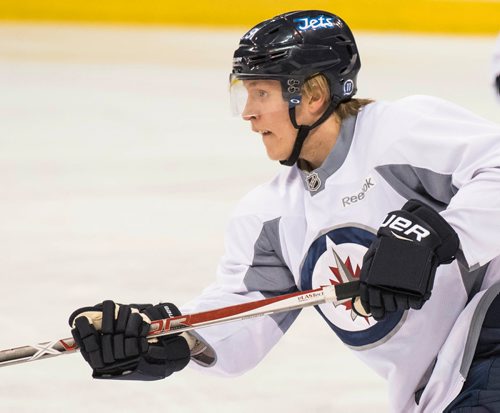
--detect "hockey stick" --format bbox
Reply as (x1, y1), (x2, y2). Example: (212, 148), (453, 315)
(0, 281), (361, 368)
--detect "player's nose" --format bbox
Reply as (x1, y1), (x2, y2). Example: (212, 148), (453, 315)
(242, 99), (259, 121)
(242, 113), (257, 121)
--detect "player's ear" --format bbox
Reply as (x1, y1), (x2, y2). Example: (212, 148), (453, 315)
(304, 88), (329, 115)
(301, 74), (331, 116)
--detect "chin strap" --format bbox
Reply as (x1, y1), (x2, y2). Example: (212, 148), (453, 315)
(280, 97), (341, 167)
(279, 124), (311, 167)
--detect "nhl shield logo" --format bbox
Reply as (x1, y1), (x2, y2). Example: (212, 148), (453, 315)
(306, 172), (321, 192)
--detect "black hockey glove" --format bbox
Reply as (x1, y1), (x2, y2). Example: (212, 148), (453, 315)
(358, 199), (459, 320)
(69, 301), (190, 380)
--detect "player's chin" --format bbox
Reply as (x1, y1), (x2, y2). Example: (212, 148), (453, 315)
(261, 134), (293, 160)
(262, 134), (283, 158)
(263, 145), (290, 161)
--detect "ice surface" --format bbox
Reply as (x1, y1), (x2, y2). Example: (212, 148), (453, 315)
(0, 23), (498, 412)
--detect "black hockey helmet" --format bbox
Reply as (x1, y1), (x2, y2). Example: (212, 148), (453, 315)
(231, 10), (360, 110)
(230, 11), (360, 166)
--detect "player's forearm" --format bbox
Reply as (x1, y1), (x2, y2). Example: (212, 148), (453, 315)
(179, 278), (302, 375)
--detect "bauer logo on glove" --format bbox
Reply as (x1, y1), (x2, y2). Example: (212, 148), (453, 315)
(380, 213), (431, 242)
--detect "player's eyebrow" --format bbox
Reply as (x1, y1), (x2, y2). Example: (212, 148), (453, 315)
(244, 79), (277, 89)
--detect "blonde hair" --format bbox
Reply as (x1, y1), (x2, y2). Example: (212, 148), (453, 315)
(301, 74), (373, 120)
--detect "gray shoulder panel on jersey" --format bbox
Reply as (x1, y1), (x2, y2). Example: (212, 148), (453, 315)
(300, 114), (357, 195)
(373, 164), (479, 267)
(243, 217), (300, 333)
(459, 261), (490, 303)
(374, 164), (458, 212)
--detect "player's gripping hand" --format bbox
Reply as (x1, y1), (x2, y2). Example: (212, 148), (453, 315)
(358, 199), (460, 320)
(68, 301), (190, 380)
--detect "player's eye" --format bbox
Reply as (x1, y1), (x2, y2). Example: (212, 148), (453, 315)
(257, 89), (268, 98)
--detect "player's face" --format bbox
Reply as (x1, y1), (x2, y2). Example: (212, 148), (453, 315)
(241, 80), (298, 161)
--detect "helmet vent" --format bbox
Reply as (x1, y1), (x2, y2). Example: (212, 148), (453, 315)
(266, 27), (281, 36)
(335, 35), (350, 43)
(339, 53), (359, 75)
(248, 50), (289, 66)
(269, 50), (288, 59)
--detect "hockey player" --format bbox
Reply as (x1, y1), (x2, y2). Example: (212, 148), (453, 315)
(69, 11), (500, 412)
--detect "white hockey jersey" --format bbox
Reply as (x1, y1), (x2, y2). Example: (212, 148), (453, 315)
(181, 96), (500, 412)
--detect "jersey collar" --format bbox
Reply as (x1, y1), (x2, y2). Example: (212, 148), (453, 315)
(298, 114), (357, 195)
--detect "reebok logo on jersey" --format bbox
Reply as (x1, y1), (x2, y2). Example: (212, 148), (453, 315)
(342, 177), (375, 207)
(380, 214), (430, 242)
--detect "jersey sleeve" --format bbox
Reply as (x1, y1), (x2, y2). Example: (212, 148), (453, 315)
(180, 185), (300, 376)
(369, 96), (500, 270)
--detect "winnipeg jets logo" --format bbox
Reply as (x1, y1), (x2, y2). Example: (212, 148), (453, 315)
(301, 225), (405, 348)
(294, 15), (342, 31)
(322, 238), (370, 324)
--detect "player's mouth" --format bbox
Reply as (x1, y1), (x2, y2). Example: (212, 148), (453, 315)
(257, 129), (272, 137)
(251, 125), (274, 137)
